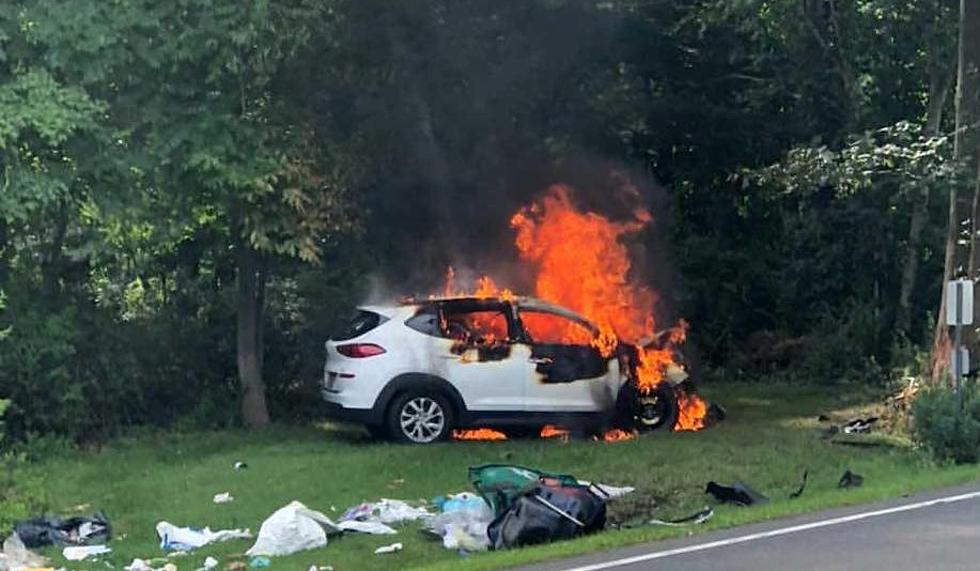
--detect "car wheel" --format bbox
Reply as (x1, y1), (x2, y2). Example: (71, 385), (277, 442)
(635, 384), (679, 431)
(387, 392), (453, 444)
(615, 382), (679, 432)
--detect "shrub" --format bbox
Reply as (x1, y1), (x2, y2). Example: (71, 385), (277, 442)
(912, 387), (980, 464)
(0, 401), (48, 536)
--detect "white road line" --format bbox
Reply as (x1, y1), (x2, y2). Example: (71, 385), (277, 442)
(560, 489), (980, 571)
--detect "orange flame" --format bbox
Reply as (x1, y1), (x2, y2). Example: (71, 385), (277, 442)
(452, 428), (507, 441)
(675, 390), (708, 431)
(439, 183), (709, 431)
(601, 428), (637, 442)
(540, 425), (571, 439)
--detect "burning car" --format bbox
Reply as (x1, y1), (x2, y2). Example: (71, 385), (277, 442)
(322, 295), (687, 443)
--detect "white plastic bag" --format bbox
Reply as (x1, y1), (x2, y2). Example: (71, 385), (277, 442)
(428, 493), (492, 552)
(63, 544), (112, 561)
(245, 501), (340, 557)
(2, 533), (49, 570)
(156, 521), (251, 551)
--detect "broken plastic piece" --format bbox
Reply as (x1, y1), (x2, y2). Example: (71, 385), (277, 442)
(373, 542), (403, 555)
(234, 461), (248, 471)
(705, 481), (769, 506)
(62, 544), (112, 561)
(648, 506), (714, 526)
(248, 556), (270, 569)
(212, 493), (234, 504)
(337, 520), (397, 535)
(838, 469), (864, 488)
(790, 470), (809, 499)
(842, 417), (878, 434)
(578, 481), (635, 499)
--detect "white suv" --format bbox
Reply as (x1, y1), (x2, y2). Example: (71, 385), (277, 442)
(322, 296), (680, 443)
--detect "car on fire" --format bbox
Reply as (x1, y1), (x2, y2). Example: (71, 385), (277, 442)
(322, 296), (687, 443)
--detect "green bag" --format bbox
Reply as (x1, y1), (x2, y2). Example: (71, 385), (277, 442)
(468, 464), (580, 516)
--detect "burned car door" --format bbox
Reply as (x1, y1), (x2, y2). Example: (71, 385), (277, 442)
(406, 300), (528, 411)
(516, 308), (618, 412)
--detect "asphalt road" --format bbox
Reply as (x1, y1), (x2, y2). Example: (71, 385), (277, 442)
(516, 483), (980, 571)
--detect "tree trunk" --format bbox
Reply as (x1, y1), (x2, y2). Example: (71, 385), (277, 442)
(933, 0), (980, 384)
(897, 56), (956, 334)
(237, 242), (270, 428)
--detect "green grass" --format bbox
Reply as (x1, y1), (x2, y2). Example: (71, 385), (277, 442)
(22, 383), (980, 571)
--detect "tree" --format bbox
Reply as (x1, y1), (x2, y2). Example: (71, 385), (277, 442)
(933, 0), (980, 383)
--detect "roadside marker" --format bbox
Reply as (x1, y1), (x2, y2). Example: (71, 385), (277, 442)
(559, 489), (980, 571)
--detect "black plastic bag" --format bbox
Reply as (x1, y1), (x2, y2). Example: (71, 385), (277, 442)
(488, 482), (606, 550)
(15, 511), (111, 548)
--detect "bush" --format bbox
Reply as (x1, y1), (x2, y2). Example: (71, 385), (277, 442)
(0, 401), (48, 536)
(912, 387), (980, 464)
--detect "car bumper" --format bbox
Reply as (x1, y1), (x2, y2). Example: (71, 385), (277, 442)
(321, 395), (381, 426)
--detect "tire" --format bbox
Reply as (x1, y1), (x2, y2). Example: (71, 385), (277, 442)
(636, 384), (679, 431)
(615, 383), (679, 432)
(386, 391), (454, 444)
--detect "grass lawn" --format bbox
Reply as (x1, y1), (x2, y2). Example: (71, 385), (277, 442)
(22, 382), (980, 571)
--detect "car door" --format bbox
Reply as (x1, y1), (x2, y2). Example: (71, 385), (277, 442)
(516, 308), (618, 412)
(407, 300), (527, 412)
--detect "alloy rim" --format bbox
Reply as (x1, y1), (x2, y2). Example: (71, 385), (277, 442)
(399, 397), (445, 443)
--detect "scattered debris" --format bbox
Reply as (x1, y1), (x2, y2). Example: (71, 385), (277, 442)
(156, 522), (251, 552)
(199, 556), (219, 571)
(340, 499), (431, 525)
(706, 403), (728, 425)
(212, 493), (234, 504)
(789, 470), (809, 499)
(245, 501), (340, 557)
(705, 481), (769, 506)
(487, 480), (607, 550)
(648, 506), (714, 526)
(226, 562), (247, 571)
(838, 469), (864, 488)
(427, 493), (493, 552)
(63, 544), (112, 561)
(14, 511), (112, 548)
(373, 542), (403, 555)
(233, 461), (248, 471)
(842, 417), (879, 434)
(336, 520), (397, 535)
(124, 558), (175, 571)
(817, 414), (831, 422)
(1, 532), (50, 570)
(578, 481), (635, 499)
(247, 556), (270, 569)
(124, 559), (153, 571)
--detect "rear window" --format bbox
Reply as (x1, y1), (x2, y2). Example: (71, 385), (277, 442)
(331, 310), (388, 341)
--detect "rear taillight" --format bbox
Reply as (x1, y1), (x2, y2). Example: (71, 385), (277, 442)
(336, 343), (386, 358)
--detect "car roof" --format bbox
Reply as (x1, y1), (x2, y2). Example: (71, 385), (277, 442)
(362, 295), (595, 327)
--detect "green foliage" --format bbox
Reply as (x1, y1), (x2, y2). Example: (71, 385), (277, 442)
(912, 387), (980, 464)
(0, 0), (965, 436)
